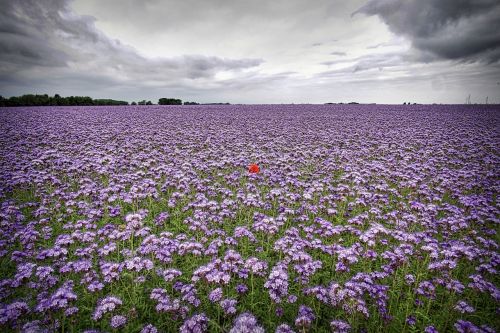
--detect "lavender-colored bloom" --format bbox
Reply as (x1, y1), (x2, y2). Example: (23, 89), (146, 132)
(454, 320), (481, 333)
(141, 324), (158, 333)
(275, 307), (284, 317)
(150, 288), (184, 314)
(454, 300), (475, 313)
(416, 281), (436, 299)
(220, 298), (238, 315)
(295, 305), (315, 329)
(244, 257), (268, 277)
(276, 323), (295, 333)
(21, 320), (50, 333)
(179, 283), (201, 307)
(92, 296), (122, 320)
(36, 280), (77, 312)
(0, 301), (30, 325)
(124, 256), (154, 272)
(406, 315), (416, 326)
(424, 326), (438, 333)
(236, 284), (248, 294)
(404, 274), (415, 285)
(110, 315), (127, 328)
(264, 262), (289, 303)
(229, 312), (265, 333)
(155, 212), (170, 226)
(330, 320), (351, 333)
(179, 313), (208, 333)
(479, 325), (495, 333)
(209, 288), (223, 303)
(157, 268), (182, 282)
(125, 213), (144, 230)
(64, 306), (79, 316)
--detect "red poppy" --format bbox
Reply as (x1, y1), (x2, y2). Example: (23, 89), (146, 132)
(248, 163), (260, 174)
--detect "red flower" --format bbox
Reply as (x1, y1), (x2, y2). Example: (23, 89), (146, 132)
(248, 164), (260, 174)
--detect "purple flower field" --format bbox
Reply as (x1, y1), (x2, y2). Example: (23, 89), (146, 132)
(0, 104), (499, 332)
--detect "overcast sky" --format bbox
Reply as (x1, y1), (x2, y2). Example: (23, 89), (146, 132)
(1, 0), (499, 104)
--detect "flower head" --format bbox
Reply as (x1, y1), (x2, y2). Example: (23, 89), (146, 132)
(248, 164), (260, 174)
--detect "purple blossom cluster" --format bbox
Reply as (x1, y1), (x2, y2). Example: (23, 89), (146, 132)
(179, 313), (208, 333)
(92, 296), (122, 321)
(264, 262), (289, 303)
(229, 312), (265, 333)
(0, 104), (498, 331)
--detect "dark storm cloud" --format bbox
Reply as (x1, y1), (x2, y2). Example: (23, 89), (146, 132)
(0, 0), (263, 93)
(0, 1), (69, 68)
(353, 0), (500, 62)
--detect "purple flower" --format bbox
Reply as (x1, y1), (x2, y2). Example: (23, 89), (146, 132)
(454, 320), (480, 333)
(0, 301), (30, 325)
(124, 256), (154, 272)
(180, 313), (208, 333)
(220, 298), (238, 316)
(330, 320), (351, 333)
(64, 306), (79, 316)
(21, 320), (51, 332)
(150, 288), (184, 315)
(155, 212), (170, 226)
(264, 262), (289, 303)
(424, 326), (438, 333)
(406, 315), (416, 326)
(110, 315), (127, 329)
(454, 300), (475, 313)
(276, 323), (295, 333)
(141, 324), (158, 333)
(295, 305), (315, 329)
(244, 257), (268, 277)
(236, 284), (248, 294)
(229, 312), (264, 333)
(36, 280), (77, 312)
(179, 283), (201, 307)
(157, 268), (182, 282)
(209, 288), (223, 303)
(92, 296), (122, 321)
(405, 274), (415, 285)
(125, 213), (144, 230)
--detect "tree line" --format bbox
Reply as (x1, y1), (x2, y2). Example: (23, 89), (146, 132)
(0, 94), (128, 107)
(0, 94), (228, 107)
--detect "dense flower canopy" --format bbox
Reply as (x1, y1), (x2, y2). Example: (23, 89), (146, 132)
(0, 104), (498, 332)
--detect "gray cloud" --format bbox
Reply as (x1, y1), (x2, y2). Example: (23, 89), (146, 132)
(0, 0), (263, 94)
(353, 0), (500, 63)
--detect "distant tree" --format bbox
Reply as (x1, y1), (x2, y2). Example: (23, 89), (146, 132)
(138, 100), (146, 105)
(183, 101), (199, 105)
(146, 101), (153, 105)
(94, 99), (128, 105)
(131, 101), (137, 105)
(158, 98), (182, 105)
